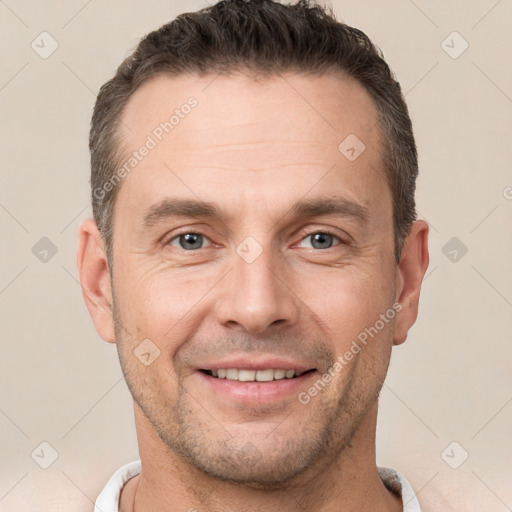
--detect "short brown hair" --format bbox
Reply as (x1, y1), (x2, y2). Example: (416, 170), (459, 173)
(90, 0), (418, 265)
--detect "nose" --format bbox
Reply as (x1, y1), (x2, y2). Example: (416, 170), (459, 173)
(214, 242), (300, 335)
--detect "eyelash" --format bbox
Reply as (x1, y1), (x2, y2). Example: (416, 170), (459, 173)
(166, 229), (347, 251)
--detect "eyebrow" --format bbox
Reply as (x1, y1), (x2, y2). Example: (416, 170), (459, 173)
(290, 197), (369, 224)
(143, 198), (224, 228)
(142, 196), (369, 228)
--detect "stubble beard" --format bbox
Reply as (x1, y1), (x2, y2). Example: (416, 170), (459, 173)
(112, 303), (389, 489)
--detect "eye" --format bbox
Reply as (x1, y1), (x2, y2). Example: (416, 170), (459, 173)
(168, 232), (212, 251)
(297, 231), (342, 250)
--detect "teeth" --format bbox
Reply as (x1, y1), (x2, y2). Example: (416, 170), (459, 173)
(274, 369), (286, 379)
(226, 369), (238, 380)
(238, 369), (256, 381)
(255, 369), (274, 382)
(208, 368), (302, 381)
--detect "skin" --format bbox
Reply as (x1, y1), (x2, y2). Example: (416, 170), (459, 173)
(78, 72), (429, 512)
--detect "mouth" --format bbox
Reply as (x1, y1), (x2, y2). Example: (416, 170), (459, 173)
(194, 357), (319, 403)
(199, 368), (316, 382)
(195, 366), (319, 403)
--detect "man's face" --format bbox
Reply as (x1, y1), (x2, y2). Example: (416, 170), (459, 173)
(111, 72), (399, 485)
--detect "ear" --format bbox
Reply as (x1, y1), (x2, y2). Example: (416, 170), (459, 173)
(393, 219), (429, 345)
(77, 218), (116, 343)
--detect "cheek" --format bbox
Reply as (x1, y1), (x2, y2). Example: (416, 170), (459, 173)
(113, 265), (215, 351)
(296, 263), (395, 347)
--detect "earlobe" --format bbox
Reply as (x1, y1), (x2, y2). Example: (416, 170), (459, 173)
(393, 220), (429, 345)
(76, 218), (116, 343)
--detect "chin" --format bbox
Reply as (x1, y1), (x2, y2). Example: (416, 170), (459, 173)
(192, 453), (311, 489)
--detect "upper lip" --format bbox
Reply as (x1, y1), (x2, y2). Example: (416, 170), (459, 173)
(195, 356), (316, 373)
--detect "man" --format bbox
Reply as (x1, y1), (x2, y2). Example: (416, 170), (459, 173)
(77, 0), (429, 510)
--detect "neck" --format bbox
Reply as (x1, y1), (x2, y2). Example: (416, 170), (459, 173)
(120, 403), (402, 512)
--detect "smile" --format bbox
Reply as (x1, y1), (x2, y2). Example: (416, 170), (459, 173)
(200, 368), (315, 382)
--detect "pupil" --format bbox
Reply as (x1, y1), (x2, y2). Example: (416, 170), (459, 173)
(180, 233), (202, 250)
(312, 233), (332, 249)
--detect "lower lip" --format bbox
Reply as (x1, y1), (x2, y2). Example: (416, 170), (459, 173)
(196, 370), (318, 403)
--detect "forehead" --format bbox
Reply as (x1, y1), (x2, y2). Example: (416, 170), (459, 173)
(119, 71), (380, 161)
(114, 71), (388, 225)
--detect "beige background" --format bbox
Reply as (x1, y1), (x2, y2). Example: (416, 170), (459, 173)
(1, 0), (511, 510)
